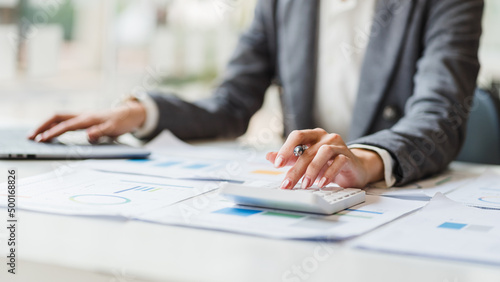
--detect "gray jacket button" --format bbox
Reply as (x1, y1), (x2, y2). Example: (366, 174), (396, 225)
(382, 106), (399, 121)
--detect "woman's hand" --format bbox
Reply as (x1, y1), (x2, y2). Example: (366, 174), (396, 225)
(28, 101), (146, 143)
(266, 128), (384, 189)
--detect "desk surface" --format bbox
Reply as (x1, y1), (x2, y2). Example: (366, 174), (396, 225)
(1, 156), (500, 282)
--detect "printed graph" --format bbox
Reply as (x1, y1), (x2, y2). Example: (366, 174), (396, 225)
(184, 163), (210, 169)
(114, 186), (163, 194)
(213, 207), (262, 217)
(120, 180), (193, 189)
(438, 222), (467, 230)
(154, 161), (181, 167)
(478, 196), (500, 204)
(335, 208), (384, 219)
(69, 194), (131, 205)
(127, 159), (151, 162)
(437, 221), (493, 232)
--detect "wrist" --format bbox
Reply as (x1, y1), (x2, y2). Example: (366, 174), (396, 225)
(351, 148), (384, 185)
(124, 100), (147, 129)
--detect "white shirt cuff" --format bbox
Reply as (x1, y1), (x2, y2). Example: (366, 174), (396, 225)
(348, 144), (397, 188)
(130, 92), (160, 139)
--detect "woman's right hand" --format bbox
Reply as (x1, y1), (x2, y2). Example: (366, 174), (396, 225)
(28, 100), (146, 143)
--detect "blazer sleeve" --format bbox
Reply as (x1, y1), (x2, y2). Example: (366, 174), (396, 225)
(349, 0), (483, 185)
(145, 0), (275, 141)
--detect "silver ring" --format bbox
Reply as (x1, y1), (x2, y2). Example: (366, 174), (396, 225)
(293, 145), (309, 157)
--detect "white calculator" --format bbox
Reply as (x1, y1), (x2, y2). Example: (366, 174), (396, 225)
(219, 183), (365, 215)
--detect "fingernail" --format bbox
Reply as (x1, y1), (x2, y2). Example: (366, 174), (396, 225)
(318, 177), (328, 188)
(34, 134), (42, 142)
(280, 179), (291, 189)
(301, 177), (311, 189)
(274, 156), (284, 168)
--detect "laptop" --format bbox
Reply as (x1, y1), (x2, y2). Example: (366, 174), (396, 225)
(0, 128), (151, 159)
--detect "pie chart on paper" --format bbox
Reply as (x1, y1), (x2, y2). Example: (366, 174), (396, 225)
(478, 196), (500, 205)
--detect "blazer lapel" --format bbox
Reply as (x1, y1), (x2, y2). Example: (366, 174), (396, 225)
(278, 0), (319, 134)
(349, 0), (415, 140)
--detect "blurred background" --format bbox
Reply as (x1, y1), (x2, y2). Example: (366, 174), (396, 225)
(0, 0), (499, 145)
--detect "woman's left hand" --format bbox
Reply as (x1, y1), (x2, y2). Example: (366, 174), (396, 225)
(266, 128), (384, 189)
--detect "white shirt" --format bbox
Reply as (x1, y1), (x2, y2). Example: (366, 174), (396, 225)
(315, 0), (395, 188)
(314, 0), (375, 138)
(134, 0), (396, 187)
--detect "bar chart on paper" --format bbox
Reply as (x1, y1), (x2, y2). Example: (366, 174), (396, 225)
(0, 169), (218, 217)
(139, 195), (424, 240)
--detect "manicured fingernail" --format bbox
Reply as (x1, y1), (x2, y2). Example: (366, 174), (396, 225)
(280, 179), (291, 189)
(318, 177), (328, 188)
(34, 134), (43, 142)
(274, 156), (284, 168)
(301, 177), (311, 189)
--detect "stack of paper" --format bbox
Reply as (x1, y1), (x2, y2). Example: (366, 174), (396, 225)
(0, 169), (218, 217)
(355, 193), (500, 265)
(138, 194), (425, 240)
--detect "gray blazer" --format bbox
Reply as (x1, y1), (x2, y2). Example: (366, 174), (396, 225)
(147, 0), (483, 185)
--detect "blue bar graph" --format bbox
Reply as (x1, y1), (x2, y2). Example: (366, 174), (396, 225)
(438, 222), (467, 230)
(185, 164), (209, 169)
(213, 207), (263, 217)
(155, 161), (181, 167)
(345, 209), (384, 215)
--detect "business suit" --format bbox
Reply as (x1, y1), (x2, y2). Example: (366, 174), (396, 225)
(146, 0), (483, 185)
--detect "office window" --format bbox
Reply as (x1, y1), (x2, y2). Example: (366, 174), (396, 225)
(479, 0), (500, 87)
(0, 0), (259, 126)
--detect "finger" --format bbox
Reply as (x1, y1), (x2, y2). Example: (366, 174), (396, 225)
(28, 114), (76, 139)
(315, 161), (332, 183)
(266, 152), (274, 162)
(279, 147), (318, 189)
(33, 122), (59, 140)
(318, 154), (350, 188)
(274, 128), (326, 168)
(266, 152), (298, 166)
(302, 145), (345, 188)
(86, 121), (116, 144)
(39, 115), (101, 142)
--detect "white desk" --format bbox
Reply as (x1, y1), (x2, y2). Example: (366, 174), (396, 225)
(1, 157), (500, 282)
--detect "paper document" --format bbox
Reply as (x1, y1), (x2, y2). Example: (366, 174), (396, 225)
(355, 193), (500, 265)
(84, 154), (288, 184)
(0, 169), (217, 217)
(365, 169), (476, 200)
(138, 194), (425, 240)
(84, 130), (287, 183)
(446, 170), (500, 210)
